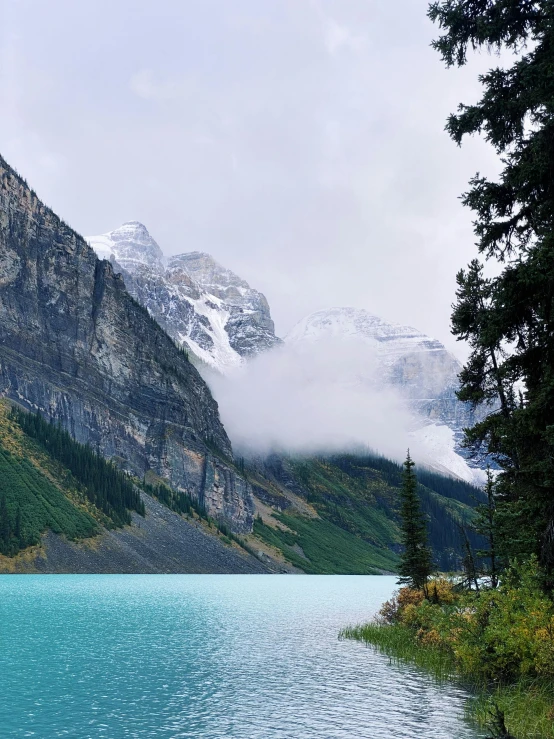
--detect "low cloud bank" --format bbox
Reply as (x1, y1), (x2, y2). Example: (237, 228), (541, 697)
(208, 338), (425, 462)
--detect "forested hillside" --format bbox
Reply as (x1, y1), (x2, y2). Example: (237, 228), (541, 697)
(248, 453), (483, 574)
(0, 402), (103, 557)
(0, 398), (483, 574)
(0, 401), (149, 557)
(0, 400), (267, 573)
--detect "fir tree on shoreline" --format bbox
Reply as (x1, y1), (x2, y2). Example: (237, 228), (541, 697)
(397, 451), (433, 591)
(429, 0), (554, 587)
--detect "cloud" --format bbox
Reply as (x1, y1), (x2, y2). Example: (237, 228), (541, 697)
(322, 18), (366, 56)
(0, 0), (501, 363)
(209, 337), (423, 461)
(129, 69), (158, 100)
(310, 0), (366, 56)
(129, 69), (192, 101)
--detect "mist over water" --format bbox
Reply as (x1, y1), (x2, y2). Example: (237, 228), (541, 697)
(209, 338), (428, 462)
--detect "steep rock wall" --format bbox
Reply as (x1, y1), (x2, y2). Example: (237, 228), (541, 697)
(0, 156), (254, 532)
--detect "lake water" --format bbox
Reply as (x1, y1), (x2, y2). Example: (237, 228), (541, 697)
(0, 575), (484, 739)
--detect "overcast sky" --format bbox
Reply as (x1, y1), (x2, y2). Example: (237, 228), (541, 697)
(0, 0), (501, 358)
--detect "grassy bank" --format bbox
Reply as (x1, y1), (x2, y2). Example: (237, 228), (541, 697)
(340, 564), (554, 738)
(340, 623), (457, 678)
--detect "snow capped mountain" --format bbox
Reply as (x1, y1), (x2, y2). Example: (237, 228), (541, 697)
(87, 223), (281, 372)
(168, 253), (279, 358)
(86, 226), (483, 483)
(286, 308), (486, 483)
(90, 221), (165, 273)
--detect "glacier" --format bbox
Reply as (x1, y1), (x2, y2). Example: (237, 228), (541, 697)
(286, 308), (487, 484)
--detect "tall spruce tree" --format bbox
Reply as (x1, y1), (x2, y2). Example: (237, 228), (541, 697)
(14, 505), (22, 546)
(398, 451), (433, 590)
(475, 468), (500, 588)
(428, 0), (554, 582)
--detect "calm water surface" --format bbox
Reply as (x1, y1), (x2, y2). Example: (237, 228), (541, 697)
(0, 575), (484, 739)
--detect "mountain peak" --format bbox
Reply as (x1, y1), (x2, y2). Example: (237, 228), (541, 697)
(87, 222), (164, 273)
(121, 220), (147, 228)
(88, 227), (280, 371)
(286, 307), (435, 349)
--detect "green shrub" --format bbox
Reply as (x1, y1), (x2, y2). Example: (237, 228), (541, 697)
(343, 560), (554, 738)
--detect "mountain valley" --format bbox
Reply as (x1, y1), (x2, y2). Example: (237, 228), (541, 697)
(0, 154), (485, 574)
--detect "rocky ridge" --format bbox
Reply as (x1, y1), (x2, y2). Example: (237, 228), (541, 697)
(88, 223), (281, 373)
(0, 156), (255, 533)
(87, 223), (485, 483)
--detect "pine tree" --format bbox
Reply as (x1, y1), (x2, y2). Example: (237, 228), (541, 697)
(0, 493), (10, 551)
(14, 505), (22, 547)
(397, 451), (433, 591)
(428, 1), (554, 582)
(460, 524), (480, 592)
(475, 468), (499, 588)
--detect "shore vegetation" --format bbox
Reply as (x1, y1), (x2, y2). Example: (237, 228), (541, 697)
(342, 561), (554, 737)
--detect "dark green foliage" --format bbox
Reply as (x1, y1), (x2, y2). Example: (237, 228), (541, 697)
(397, 452), (433, 589)
(429, 0), (554, 580)
(290, 457), (400, 546)
(253, 513), (399, 574)
(10, 407), (145, 526)
(289, 454), (483, 572)
(250, 451), (485, 574)
(460, 523), (481, 591)
(0, 448), (97, 556)
(0, 493), (10, 547)
(475, 468), (500, 587)
(329, 451), (482, 507)
(143, 481), (207, 519)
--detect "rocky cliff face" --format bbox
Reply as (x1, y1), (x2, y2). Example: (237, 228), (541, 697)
(0, 156), (254, 532)
(87, 223), (281, 373)
(286, 308), (486, 482)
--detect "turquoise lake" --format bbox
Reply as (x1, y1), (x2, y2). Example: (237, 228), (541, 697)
(0, 575), (484, 738)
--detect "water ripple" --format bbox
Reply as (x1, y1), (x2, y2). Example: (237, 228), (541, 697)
(0, 575), (485, 738)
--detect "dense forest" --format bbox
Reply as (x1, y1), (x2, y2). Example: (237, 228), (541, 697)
(10, 407), (145, 525)
(0, 406), (146, 556)
(0, 446), (98, 557)
(252, 453), (483, 574)
(312, 453), (483, 570)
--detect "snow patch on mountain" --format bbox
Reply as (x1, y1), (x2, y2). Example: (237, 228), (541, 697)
(87, 227), (483, 483)
(89, 221), (165, 273)
(87, 223), (280, 373)
(411, 423), (486, 484)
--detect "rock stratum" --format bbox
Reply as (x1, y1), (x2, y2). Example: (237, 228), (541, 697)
(0, 155), (255, 534)
(88, 222), (281, 373)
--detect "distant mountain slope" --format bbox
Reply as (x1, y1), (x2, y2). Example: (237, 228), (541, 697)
(0, 155), (254, 533)
(286, 307), (487, 483)
(245, 452), (483, 574)
(0, 398), (481, 576)
(87, 222), (281, 372)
